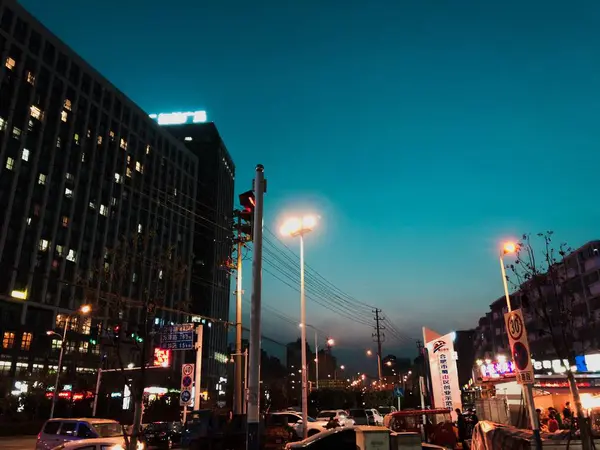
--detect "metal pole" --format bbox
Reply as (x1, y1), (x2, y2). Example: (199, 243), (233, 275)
(235, 233), (243, 415)
(50, 315), (69, 419)
(183, 406), (187, 424)
(194, 325), (203, 411)
(92, 368), (102, 417)
(314, 331), (319, 390)
(500, 255), (542, 450)
(247, 165), (265, 450)
(300, 233), (308, 440)
(244, 349), (249, 415)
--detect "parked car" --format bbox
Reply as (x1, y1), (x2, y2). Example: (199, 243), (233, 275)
(50, 438), (147, 450)
(348, 409), (371, 426)
(141, 421), (182, 448)
(314, 410), (355, 427)
(367, 409), (384, 426)
(36, 418), (139, 450)
(270, 411), (327, 438)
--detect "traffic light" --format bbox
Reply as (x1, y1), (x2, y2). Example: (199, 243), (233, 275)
(131, 332), (143, 343)
(89, 326), (99, 345)
(238, 190), (255, 241)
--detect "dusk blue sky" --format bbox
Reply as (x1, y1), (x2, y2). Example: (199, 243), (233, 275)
(21, 0), (600, 368)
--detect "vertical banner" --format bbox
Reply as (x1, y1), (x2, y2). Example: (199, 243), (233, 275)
(423, 328), (462, 416)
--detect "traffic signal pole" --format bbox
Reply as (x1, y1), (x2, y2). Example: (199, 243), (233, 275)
(247, 165), (265, 450)
(234, 214), (244, 415)
(194, 325), (204, 411)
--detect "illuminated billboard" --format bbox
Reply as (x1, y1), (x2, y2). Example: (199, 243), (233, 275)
(149, 110), (207, 126)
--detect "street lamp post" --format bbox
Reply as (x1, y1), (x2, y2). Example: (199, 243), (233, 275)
(500, 242), (542, 450)
(48, 304), (91, 419)
(282, 215), (317, 440)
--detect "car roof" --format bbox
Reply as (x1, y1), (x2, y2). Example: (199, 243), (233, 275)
(47, 418), (120, 424)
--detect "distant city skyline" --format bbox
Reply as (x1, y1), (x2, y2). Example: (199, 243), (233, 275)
(21, 0), (600, 361)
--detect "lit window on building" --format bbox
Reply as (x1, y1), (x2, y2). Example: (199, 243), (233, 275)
(64, 99), (72, 111)
(146, 145), (151, 154)
(22, 149), (30, 161)
(66, 342), (75, 353)
(38, 173), (46, 185)
(6, 157), (14, 170)
(65, 172), (74, 181)
(30, 105), (44, 120)
(120, 138), (127, 150)
(0, 117), (5, 130)
(159, 270), (163, 280)
(51, 339), (62, 350)
(56, 137), (61, 148)
(65, 187), (73, 198)
(12, 127), (21, 139)
(27, 217), (31, 226)
(184, 136), (192, 141)
(97, 135), (103, 145)
(2, 332), (15, 349)
(114, 173), (122, 184)
(111, 197), (117, 206)
(55, 314), (66, 329)
(0, 362), (12, 374)
(135, 162), (143, 173)
(66, 249), (77, 262)
(109, 130), (115, 141)
(28, 119), (34, 131)
(138, 224), (143, 233)
(61, 111), (68, 122)
(81, 152), (86, 162)
(21, 332), (32, 350)
(62, 216), (69, 227)
(81, 317), (91, 335)
(126, 167), (132, 178)
(5, 57), (15, 70)
(89, 201), (96, 210)
(39, 239), (49, 251)
(91, 345), (100, 355)
(79, 342), (89, 353)
(56, 245), (64, 256)
(74, 133), (80, 144)
(26, 71), (35, 85)
(100, 205), (108, 216)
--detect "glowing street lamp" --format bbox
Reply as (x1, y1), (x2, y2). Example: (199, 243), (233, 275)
(49, 304), (92, 418)
(327, 338), (335, 347)
(366, 349), (373, 356)
(281, 214), (319, 440)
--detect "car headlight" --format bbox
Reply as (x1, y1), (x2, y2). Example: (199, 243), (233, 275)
(109, 445), (125, 450)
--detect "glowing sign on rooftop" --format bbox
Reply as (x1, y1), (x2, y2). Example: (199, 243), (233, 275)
(149, 110), (207, 126)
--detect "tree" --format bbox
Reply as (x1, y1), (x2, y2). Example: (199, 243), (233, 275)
(82, 231), (189, 450)
(506, 232), (594, 448)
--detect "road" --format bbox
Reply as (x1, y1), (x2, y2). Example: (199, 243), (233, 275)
(0, 436), (37, 450)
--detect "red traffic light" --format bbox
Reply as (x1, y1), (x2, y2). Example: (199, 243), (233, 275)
(239, 190), (255, 212)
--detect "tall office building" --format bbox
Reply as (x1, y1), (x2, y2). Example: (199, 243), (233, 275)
(0, 0), (234, 400)
(158, 120), (235, 397)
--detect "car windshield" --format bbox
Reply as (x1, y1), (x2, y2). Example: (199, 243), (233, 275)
(93, 422), (123, 437)
(379, 407), (391, 414)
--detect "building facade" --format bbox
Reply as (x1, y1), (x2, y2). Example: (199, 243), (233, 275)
(160, 121), (235, 398)
(0, 0), (233, 400)
(474, 240), (600, 361)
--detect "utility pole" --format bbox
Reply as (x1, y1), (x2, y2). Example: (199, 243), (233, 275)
(372, 309), (384, 384)
(247, 165), (265, 450)
(234, 212), (243, 415)
(194, 325), (204, 412)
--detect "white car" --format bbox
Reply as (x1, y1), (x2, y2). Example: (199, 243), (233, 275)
(36, 418), (136, 450)
(315, 409), (355, 427)
(50, 437), (144, 449)
(271, 411), (327, 437)
(367, 409), (384, 426)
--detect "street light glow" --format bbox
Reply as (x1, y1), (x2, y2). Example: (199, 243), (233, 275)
(280, 215), (318, 237)
(366, 350), (373, 356)
(80, 304), (92, 314)
(503, 242), (517, 254)
(340, 365), (345, 370)
(327, 338), (335, 346)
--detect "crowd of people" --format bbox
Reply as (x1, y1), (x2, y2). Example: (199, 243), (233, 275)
(536, 401), (574, 433)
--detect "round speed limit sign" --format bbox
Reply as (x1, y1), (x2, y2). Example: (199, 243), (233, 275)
(182, 364), (194, 376)
(507, 312), (524, 341)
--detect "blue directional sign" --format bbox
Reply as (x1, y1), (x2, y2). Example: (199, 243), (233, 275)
(160, 324), (195, 351)
(393, 386), (404, 398)
(180, 390), (191, 403)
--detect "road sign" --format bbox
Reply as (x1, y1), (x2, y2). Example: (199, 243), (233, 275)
(160, 323), (195, 350)
(180, 364), (195, 406)
(180, 390), (191, 403)
(393, 386), (404, 398)
(504, 309), (534, 385)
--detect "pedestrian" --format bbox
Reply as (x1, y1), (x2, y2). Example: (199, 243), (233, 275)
(455, 408), (467, 448)
(563, 402), (572, 420)
(547, 412), (559, 433)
